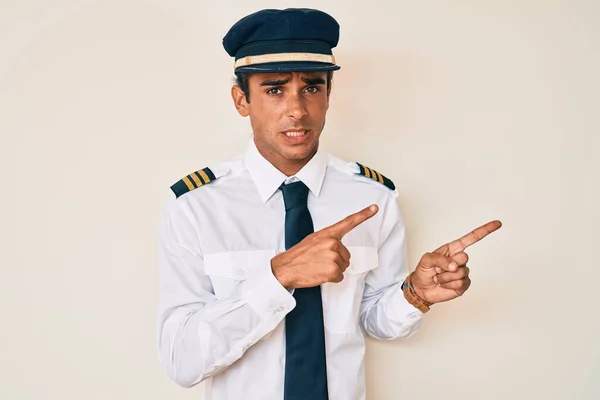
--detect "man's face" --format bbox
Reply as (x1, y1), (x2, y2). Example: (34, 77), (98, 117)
(232, 71), (331, 171)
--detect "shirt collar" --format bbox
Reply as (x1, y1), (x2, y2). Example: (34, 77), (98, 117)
(243, 139), (328, 203)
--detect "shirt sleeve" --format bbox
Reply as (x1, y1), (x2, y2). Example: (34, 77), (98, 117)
(156, 195), (296, 388)
(359, 194), (424, 340)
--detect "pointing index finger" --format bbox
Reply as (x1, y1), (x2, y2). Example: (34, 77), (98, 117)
(448, 220), (502, 253)
(324, 205), (379, 239)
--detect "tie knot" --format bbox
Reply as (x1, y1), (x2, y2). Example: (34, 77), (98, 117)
(280, 181), (309, 210)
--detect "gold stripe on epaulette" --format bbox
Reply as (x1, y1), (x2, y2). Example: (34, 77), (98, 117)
(182, 176), (194, 190)
(198, 169), (211, 184)
(368, 168), (376, 180)
(189, 172), (202, 187)
(195, 171), (205, 185)
(364, 167), (371, 179)
(371, 168), (377, 181)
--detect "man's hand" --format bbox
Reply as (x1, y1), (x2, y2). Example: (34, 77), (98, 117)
(271, 205), (379, 289)
(411, 220), (502, 304)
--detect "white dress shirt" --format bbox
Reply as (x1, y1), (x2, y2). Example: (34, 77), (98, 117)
(157, 140), (424, 400)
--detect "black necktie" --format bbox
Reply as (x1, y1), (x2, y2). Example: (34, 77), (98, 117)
(280, 181), (329, 400)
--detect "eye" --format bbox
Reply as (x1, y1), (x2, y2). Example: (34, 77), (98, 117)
(267, 87), (282, 95)
(305, 86), (321, 93)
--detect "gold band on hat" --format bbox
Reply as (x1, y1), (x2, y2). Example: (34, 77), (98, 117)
(234, 52), (336, 69)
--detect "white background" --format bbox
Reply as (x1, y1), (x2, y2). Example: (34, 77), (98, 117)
(1, 0), (598, 399)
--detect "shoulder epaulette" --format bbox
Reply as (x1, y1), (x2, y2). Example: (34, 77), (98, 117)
(170, 167), (217, 198)
(356, 162), (396, 191)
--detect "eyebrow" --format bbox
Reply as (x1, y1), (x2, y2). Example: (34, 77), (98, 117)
(259, 76), (326, 86)
(302, 77), (326, 85)
(259, 78), (290, 87)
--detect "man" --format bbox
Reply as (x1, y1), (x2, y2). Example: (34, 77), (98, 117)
(157, 8), (501, 400)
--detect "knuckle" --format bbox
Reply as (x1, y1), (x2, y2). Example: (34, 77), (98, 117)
(307, 233), (320, 243)
(325, 238), (338, 248)
(342, 260), (350, 271)
(327, 267), (343, 282)
(463, 252), (470, 264)
(327, 251), (339, 262)
(341, 246), (350, 258)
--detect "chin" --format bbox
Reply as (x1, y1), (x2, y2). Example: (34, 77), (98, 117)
(282, 144), (316, 161)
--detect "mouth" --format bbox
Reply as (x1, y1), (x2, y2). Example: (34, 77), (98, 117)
(281, 129), (310, 142)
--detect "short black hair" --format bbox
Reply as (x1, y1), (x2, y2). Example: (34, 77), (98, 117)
(235, 71), (334, 103)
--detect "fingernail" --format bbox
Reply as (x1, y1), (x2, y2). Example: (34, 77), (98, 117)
(369, 205), (377, 212)
(449, 262), (457, 271)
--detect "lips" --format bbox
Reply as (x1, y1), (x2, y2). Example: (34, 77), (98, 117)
(283, 130), (307, 137)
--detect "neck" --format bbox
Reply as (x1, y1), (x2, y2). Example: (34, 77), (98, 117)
(255, 140), (318, 177)
(277, 161), (308, 177)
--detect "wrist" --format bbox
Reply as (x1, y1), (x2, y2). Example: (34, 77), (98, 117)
(402, 272), (432, 313)
(412, 285), (427, 303)
(271, 256), (294, 289)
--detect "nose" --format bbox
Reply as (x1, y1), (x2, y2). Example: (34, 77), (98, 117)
(286, 92), (307, 121)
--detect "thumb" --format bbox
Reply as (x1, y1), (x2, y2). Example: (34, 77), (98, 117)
(417, 253), (459, 276)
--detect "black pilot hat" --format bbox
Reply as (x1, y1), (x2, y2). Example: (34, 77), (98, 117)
(222, 8), (341, 74)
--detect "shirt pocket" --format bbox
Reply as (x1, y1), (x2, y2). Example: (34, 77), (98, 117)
(204, 249), (276, 299)
(322, 246), (379, 334)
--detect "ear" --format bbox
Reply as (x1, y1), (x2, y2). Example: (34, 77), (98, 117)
(231, 85), (249, 117)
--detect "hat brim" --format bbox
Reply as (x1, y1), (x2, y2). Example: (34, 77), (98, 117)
(235, 61), (341, 74)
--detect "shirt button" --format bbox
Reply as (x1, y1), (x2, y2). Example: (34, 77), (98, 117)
(236, 269), (245, 277)
(276, 307), (284, 312)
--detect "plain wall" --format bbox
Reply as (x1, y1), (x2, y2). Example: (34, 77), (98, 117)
(1, 0), (598, 399)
